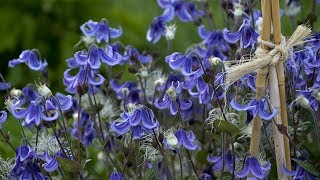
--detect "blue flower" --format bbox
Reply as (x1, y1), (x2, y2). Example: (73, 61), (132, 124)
(147, 6), (174, 43)
(235, 156), (271, 179)
(0, 82), (11, 91)
(71, 111), (97, 146)
(296, 89), (319, 111)
(99, 45), (124, 66)
(81, 19), (122, 43)
(157, 0), (204, 22)
(282, 162), (317, 179)
(223, 18), (259, 48)
(163, 129), (198, 150)
(183, 75), (212, 104)
(123, 46), (153, 64)
(154, 83), (192, 115)
(109, 79), (141, 104)
(0, 110), (7, 129)
(38, 151), (59, 172)
(11, 97), (59, 126)
(110, 170), (123, 180)
(198, 25), (230, 51)
(111, 106), (158, 139)
(207, 149), (236, 173)
(165, 52), (203, 77)
(230, 98), (278, 122)
(8, 49), (47, 71)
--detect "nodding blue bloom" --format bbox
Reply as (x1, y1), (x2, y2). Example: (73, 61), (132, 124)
(0, 110), (7, 129)
(223, 18), (259, 48)
(98, 45), (124, 66)
(196, 46), (228, 61)
(235, 156), (271, 179)
(154, 83), (192, 115)
(0, 82), (11, 91)
(157, 0), (204, 22)
(11, 97), (59, 126)
(198, 25), (230, 51)
(11, 146), (45, 179)
(53, 92), (73, 111)
(8, 49), (47, 71)
(38, 151), (59, 172)
(109, 79), (141, 104)
(123, 46), (153, 64)
(81, 19), (122, 43)
(296, 89), (319, 111)
(147, 6), (174, 44)
(230, 98), (278, 122)
(71, 111), (97, 146)
(111, 106), (158, 139)
(282, 162), (317, 179)
(199, 173), (212, 180)
(240, 74), (256, 92)
(183, 75), (212, 104)
(163, 129), (198, 150)
(165, 52), (203, 77)
(110, 170), (123, 180)
(207, 149), (237, 173)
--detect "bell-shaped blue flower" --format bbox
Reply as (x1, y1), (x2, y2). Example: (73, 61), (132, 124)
(110, 169), (123, 180)
(207, 149), (237, 173)
(165, 52), (203, 76)
(223, 18), (259, 48)
(230, 98), (278, 122)
(147, 6), (174, 43)
(38, 151), (59, 172)
(0, 82), (11, 91)
(198, 25), (230, 51)
(0, 110), (7, 129)
(81, 19), (122, 43)
(163, 129), (198, 150)
(8, 49), (47, 71)
(282, 162), (317, 179)
(235, 156), (271, 179)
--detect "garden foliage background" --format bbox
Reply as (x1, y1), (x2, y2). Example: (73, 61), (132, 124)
(0, 0), (319, 177)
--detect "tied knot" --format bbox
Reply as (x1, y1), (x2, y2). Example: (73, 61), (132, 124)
(257, 35), (289, 66)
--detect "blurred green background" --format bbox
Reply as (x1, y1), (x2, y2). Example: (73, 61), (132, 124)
(0, 0), (319, 162)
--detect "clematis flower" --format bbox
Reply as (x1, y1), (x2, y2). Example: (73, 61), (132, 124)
(0, 82), (11, 91)
(147, 6), (174, 44)
(163, 129), (198, 150)
(38, 151), (59, 172)
(198, 25), (230, 51)
(123, 46), (153, 64)
(282, 162), (317, 179)
(111, 106), (158, 139)
(183, 75), (212, 104)
(235, 156), (271, 179)
(157, 0), (204, 22)
(230, 98), (278, 122)
(154, 83), (192, 115)
(207, 149), (237, 173)
(110, 169), (123, 180)
(223, 18), (259, 48)
(71, 111), (97, 146)
(109, 79), (141, 104)
(8, 49), (47, 71)
(0, 110), (7, 129)
(165, 52), (203, 77)
(81, 19), (122, 43)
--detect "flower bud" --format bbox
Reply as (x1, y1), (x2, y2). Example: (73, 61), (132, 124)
(4, 98), (13, 112)
(121, 87), (129, 95)
(155, 78), (165, 86)
(296, 95), (310, 109)
(234, 3), (244, 17)
(165, 130), (178, 148)
(312, 89), (320, 101)
(138, 67), (149, 78)
(77, 83), (88, 96)
(166, 86), (177, 100)
(209, 56), (221, 66)
(38, 84), (52, 98)
(10, 88), (22, 97)
(165, 24), (177, 40)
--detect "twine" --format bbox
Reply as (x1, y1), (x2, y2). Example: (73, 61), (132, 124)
(225, 25), (312, 86)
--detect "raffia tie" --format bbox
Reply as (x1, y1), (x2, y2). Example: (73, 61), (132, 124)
(225, 25), (312, 86)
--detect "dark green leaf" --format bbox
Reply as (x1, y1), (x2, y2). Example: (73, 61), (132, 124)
(292, 159), (320, 177)
(212, 120), (240, 136)
(57, 157), (83, 173)
(196, 150), (208, 164)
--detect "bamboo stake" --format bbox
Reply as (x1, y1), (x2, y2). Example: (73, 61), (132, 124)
(270, 0), (287, 179)
(271, 0), (292, 174)
(249, 0), (271, 158)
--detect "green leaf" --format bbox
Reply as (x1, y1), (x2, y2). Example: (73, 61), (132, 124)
(145, 169), (155, 180)
(68, 135), (87, 165)
(292, 159), (320, 177)
(212, 120), (240, 136)
(57, 157), (83, 173)
(196, 150), (208, 164)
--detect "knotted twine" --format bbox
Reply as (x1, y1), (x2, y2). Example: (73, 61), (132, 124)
(225, 25), (312, 86)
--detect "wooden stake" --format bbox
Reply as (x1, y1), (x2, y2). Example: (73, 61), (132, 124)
(249, 0), (271, 158)
(270, 0), (287, 179)
(271, 0), (292, 174)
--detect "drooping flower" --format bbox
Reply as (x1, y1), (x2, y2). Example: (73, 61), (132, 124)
(235, 156), (271, 179)
(163, 129), (198, 150)
(147, 6), (174, 44)
(71, 111), (97, 146)
(207, 149), (237, 173)
(111, 105), (158, 139)
(223, 18), (259, 48)
(183, 75), (212, 104)
(157, 0), (204, 22)
(8, 49), (47, 71)
(110, 169), (123, 180)
(81, 19), (122, 43)
(0, 110), (7, 129)
(230, 98), (278, 122)
(198, 25), (230, 51)
(0, 82), (11, 91)
(282, 162), (317, 179)
(109, 79), (141, 104)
